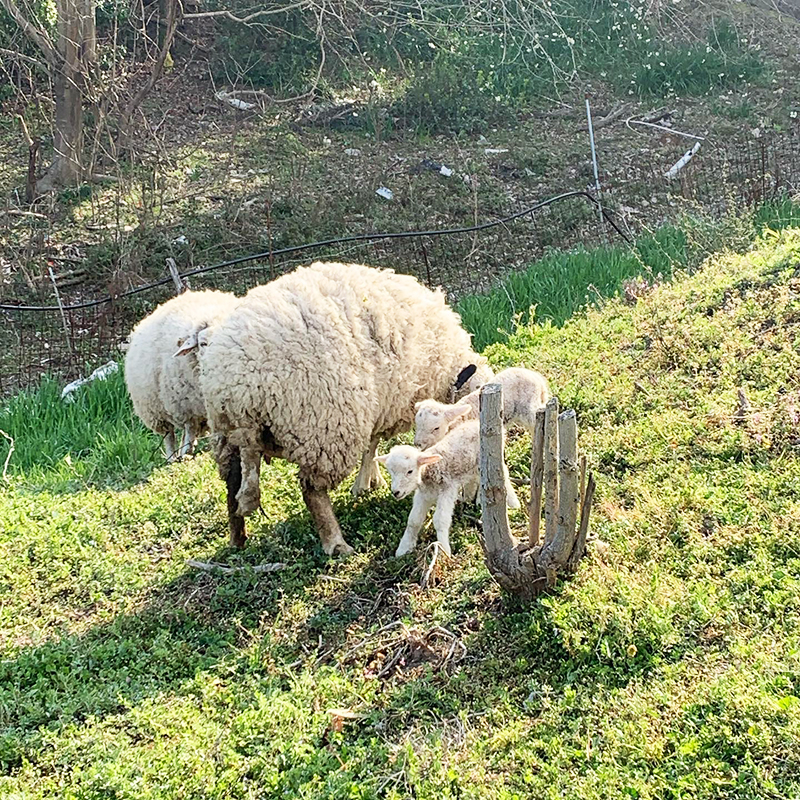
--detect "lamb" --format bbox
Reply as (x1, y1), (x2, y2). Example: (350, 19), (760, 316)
(375, 419), (520, 557)
(188, 261), (493, 555)
(124, 289), (239, 460)
(414, 366), (550, 450)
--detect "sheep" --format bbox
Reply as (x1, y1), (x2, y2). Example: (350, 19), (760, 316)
(413, 367), (550, 450)
(188, 260), (493, 555)
(124, 289), (239, 460)
(375, 419), (520, 557)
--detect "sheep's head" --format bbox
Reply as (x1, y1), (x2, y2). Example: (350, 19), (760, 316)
(375, 446), (441, 499)
(413, 400), (472, 449)
(174, 322), (214, 359)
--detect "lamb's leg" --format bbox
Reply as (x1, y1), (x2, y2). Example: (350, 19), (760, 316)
(236, 445), (262, 516)
(223, 445), (247, 549)
(395, 491), (435, 557)
(300, 478), (354, 557)
(164, 430), (177, 462)
(503, 464), (521, 509)
(431, 486), (458, 557)
(351, 436), (386, 496)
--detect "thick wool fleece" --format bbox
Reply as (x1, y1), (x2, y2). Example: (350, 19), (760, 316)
(125, 289), (239, 438)
(200, 261), (489, 493)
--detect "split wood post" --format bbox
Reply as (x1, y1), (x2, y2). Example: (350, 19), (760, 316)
(479, 383), (516, 555)
(528, 408), (546, 547)
(542, 396), (560, 547)
(479, 388), (595, 601)
(166, 257), (189, 294)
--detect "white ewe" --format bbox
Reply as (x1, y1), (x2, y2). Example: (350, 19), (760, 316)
(187, 261), (492, 554)
(124, 289), (239, 459)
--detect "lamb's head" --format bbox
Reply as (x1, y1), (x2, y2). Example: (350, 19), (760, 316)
(413, 399), (472, 449)
(375, 445), (441, 499)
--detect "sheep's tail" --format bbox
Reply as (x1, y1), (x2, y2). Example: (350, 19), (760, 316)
(214, 434), (247, 548)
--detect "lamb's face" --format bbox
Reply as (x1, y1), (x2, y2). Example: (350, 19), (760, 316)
(414, 401), (473, 449)
(375, 446), (441, 499)
(414, 405), (448, 449)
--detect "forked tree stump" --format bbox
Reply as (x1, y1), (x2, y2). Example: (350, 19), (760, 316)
(479, 385), (595, 601)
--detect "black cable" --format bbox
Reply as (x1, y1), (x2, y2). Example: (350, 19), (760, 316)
(1, 190), (630, 312)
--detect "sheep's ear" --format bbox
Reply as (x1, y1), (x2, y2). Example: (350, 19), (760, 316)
(417, 453), (441, 466)
(414, 400), (426, 412)
(174, 332), (198, 357)
(454, 364), (477, 391)
(374, 454), (389, 464)
(444, 403), (471, 422)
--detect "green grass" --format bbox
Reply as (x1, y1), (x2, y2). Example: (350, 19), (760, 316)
(458, 197), (800, 350)
(0, 370), (159, 488)
(2, 227), (800, 797)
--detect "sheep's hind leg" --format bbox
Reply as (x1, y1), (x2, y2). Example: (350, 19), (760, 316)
(235, 445), (262, 516)
(352, 436), (386, 496)
(300, 478), (354, 557)
(431, 486), (458, 558)
(164, 430), (177, 462)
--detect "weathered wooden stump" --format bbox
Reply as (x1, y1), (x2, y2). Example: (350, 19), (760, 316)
(479, 385), (595, 601)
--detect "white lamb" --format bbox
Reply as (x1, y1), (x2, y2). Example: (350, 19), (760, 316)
(187, 261), (493, 555)
(414, 367), (550, 450)
(124, 289), (239, 460)
(376, 419), (520, 557)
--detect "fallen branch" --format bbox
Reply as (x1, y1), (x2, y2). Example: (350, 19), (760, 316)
(186, 558), (287, 574)
(420, 541), (442, 589)
(580, 103), (628, 132)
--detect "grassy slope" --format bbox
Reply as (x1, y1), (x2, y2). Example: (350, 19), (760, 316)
(2, 230), (800, 797)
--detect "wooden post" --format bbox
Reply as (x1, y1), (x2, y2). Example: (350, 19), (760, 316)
(568, 473), (596, 571)
(528, 408), (545, 547)
(479, 383), (516, 554)
(542, 396), (560, 546)
(166, 257), (189, 293)
(548, 409), (579, 567)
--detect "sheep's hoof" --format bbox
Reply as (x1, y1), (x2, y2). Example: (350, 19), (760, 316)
(325, 540), (355, 558)
(236, 488), (261, 517)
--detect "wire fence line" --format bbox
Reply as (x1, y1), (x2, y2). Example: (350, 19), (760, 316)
(1, 129), (799, 398)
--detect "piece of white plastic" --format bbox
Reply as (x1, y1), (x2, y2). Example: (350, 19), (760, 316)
(61, 361), (119, 402)
(664, 141), (702, 180)
(215, 91), (256, 111)
(439, 165), (453, 177)
(376, 186), (394, 200)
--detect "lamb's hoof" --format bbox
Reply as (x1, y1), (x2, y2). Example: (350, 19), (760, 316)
(437, 541), (452, 558)
(395, 544), (414, 558)
(325, 540), (355, 558)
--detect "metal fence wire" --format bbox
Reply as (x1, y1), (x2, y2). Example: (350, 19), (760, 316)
(1, 129), (799, 398)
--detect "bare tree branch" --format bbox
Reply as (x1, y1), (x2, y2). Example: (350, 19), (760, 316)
(183, 1), (310, 22)
(0, 0), (60, 67)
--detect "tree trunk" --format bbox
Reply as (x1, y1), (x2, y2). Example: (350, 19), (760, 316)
(36, 0), (96, 191)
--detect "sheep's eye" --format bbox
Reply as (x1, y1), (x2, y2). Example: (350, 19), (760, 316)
(432, 426), (439, 432)
(407, 469), (413, 475)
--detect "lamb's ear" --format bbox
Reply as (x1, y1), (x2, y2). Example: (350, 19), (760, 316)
(414, 400), (427, 412)
(374, 454), (389, 464)
(417, 453), (442, 466)
(444, 403), (471, 422)
(454, 363), (477, 391)
(174, 332), (198, 357)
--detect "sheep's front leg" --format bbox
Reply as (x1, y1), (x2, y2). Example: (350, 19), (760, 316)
(300, 478), (355, 557)
(236, 445), (262, 516)
(431, 486), (458, 557)
(396, 491), (435, 557)
(352, 436), (386, 496)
